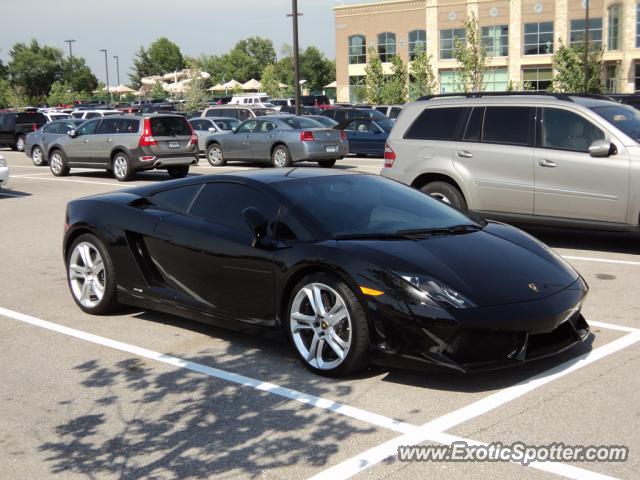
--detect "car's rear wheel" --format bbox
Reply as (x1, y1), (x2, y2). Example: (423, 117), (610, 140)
(31, 146), (46, 166)
(272, 145), (292, 168)
(317, 159), (336, 168)
(112, 152), (134, 181)
(421, 181), (467, 210)
(287, 273), (369, 376)
(67, 234), (119, 314)
(206, 144), (226, 166)
(49, 150), (70, 177)
(16, 135), (25, 152)
(167, 165), (189, 178)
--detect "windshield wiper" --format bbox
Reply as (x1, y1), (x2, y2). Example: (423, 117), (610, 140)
(396, 224), (484, 236)
(334, 232), (418, 240)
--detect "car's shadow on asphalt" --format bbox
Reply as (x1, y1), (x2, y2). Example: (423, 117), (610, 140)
(0, 189), (32, 198)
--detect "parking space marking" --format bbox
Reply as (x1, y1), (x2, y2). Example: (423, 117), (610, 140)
(0, 306), (414, 435)
(309, 330), (640, 480)
(562, 255), (640, 267)
(589, 320), (639, 333)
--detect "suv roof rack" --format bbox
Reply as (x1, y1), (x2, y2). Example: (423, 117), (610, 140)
(417, 91), (614, 102)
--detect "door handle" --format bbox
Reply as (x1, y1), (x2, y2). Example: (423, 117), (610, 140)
(538, 159), (557, 168)
(42, 136), (47, 141)
(106, 138), (112, 143)
(456, 150), (473, 158)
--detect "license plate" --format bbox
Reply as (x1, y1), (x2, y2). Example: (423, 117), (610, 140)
(325, 145), (338, 153)
(168, 141), (180, 149)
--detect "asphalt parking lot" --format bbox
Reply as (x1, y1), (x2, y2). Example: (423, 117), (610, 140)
(1, 148), (639, 480)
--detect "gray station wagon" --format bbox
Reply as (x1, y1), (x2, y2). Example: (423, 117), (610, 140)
(46, 114), (198, 181)
(382, 94), (640, 231)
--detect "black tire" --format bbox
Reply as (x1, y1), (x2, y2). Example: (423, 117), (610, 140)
(31, 146), (46, 166)
(286, 272), (370, 377)
(112, 152), (135, 181)
(317, 159), (336, 168)
(66, 233), (120, 315)
(49, 149), (70, 177)
(271, 144), (292, 168)
(206, 143), (226, 166)
(421, 181), (467, 210)
(16, 135), (25, 152)
(167, 165), (189, 178)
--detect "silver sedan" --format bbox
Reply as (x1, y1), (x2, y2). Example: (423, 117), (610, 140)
(188, 117), (240, 154)
(204, 115), (349, 168)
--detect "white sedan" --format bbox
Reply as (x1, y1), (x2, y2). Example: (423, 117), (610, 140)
(0, 154), (10, 189)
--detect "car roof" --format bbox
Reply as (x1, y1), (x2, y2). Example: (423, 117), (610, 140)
(411, 94), (619, 108)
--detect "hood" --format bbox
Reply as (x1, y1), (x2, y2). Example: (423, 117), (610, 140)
(338, 224), (578, 307)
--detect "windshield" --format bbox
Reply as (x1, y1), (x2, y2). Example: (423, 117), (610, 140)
(274, 175), (478, 237)
(377, 118), (395, 131)
(590, 104), (640, 141)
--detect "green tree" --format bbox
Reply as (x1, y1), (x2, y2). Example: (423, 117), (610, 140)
(409, 46), (437, 100)
(299, 46), (334, 92)
(184, 73), (208, 112)
(551, 41), (603, 93)
(453, 13), (486, 92)
(47, 81), (76, 105)
(382, 55), (408, 104)
(226, 37), (277, 82)
(129, 46), (154, 87)
(260, 64), (282, 98)
(0, 54), (7, 80)
(147, 37), (185, 75)
(61, 57), (98, 94)
(364, 48), (385, 104)
(150, 81), (165, 100)
(8, 40), (64, 101)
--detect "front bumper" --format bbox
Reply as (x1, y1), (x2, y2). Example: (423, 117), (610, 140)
(0, 166), (10, 187)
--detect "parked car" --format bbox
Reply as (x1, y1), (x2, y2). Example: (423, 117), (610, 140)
(25, 119), (86, 166)
(188, 117), (241, 154)
(208, 96), (232, 105)
(306, 115), (339, 128)
(204, 115), (348, 168)
(201, 106), (278, 121)
(320, 107), (387, 123)
(0, 154), (9, 189)
(382, 93), (640, 231)
(336, 117), (393, 157)
(46, 114), (198, 181)
(280, 106), (323, 116)
(62, 169), (590, 376)
(70, 109), (121, 120)
(374, 105), (403, 120)
(229, 94), (273, 107)
(44, 112), (73, 122)
(300, 95), (331, 108)
(0, 111), (48, 151)
(606, 93), (640, 111)
(271, 98), (294, 110)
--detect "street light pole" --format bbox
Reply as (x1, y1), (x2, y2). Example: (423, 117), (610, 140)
(288, 0), (302, 116)
(64, 39), (76, 67)
(583, 0), (590, 93)
(113, 55), (120, 86)
(100, 49), (111, 102)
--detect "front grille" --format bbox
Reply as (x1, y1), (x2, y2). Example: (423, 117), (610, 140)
(445, 330), (525, 364)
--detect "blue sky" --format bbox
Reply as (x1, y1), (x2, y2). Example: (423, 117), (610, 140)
(0, 0), (371, 84)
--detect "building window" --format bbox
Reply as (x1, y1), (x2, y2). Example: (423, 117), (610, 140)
(348, 35), (366, 65)
(408, 29), (427, 60)
(377, 32), (396, 62)
(607, 4), (622, 51)
(439, 70), (463, 93)
(440, 28), (465, 60)
(482, 25), (509, 57)
(483, 68), (509, 91)
(524, 22), (554, 55)
(349, 75), (366, 103)
(605, 65), (618, 93)
(570, 18), (602, 47)
(635, 63), (640, 91)
(522, 67), (553, 91)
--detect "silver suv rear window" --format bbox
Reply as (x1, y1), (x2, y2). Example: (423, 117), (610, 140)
(150, 116), (191, 136)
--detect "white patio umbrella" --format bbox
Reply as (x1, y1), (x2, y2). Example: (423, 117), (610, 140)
(208, 84), (225, 92)
(323, 81), (337, 88)
(241, 78), (262, 91)
(222, 79), (242, 90)
(112, 84), (136, 94)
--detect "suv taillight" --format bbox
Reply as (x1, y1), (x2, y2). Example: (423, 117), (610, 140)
(32, 123), (38, 131)
(188, 124), (198, 146)
(339, 130), (347, 141)
(384, 143), (396, 168)
(300, 131), (315, 142)
(139, 118), (157, 147)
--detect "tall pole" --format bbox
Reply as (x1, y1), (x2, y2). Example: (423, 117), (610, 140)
(289, 0), (302, 116)
(64, 39), (76, 92)
(100, 49), (111, 102)
(113, 55), (120, 86)
(583, 0), (590, 93)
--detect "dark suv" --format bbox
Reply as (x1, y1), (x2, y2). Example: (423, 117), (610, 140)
(47, 115), (198, 181)
(0, 111), (48, 151)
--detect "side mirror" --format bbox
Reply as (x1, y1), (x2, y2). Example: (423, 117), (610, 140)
(208, 127), (216, 132)
(68, 129), (78, 138)
(589, 139), (616, 157)
(243, 207), (268, 247)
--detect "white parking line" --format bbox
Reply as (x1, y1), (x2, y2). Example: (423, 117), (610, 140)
(308, 330), (640, 480)
(561, 255), (640, 267)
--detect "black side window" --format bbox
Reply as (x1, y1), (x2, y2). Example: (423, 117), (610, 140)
(275, 207), (312, 242)
(77, 120), (98, 136)
(482, 107), (533, 145)
(189, 120), (202, 130)
(118, 119), (139, 134)
(43, 123), (59, 134)
(335, 110), (347, 122)
(404, 107), (465, 140)
(188, 183), (277, 232)
(150, 184), (202, 213)
(462, 107), (484, 142)
(96, 119), (119, 135)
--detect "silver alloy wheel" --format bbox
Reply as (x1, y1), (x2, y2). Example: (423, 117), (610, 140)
(68, 242), (106, 309)
(16, 136), (25, 152)
(273, 147), (288, 167)
(290, 282), (352, 370)
(208, 146), (223, 165)
(32, 147), (44, 166)
(113, 155), (128, 179)
(50, 152), (63, 174)
(430, 193), (451, 205)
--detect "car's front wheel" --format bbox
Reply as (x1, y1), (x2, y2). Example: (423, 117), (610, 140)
(167, 165), (189, 178)
(421, 181), (467, 210)
(287, 273), (369, 376)
(67, 233), (119, 314)
(31, 146), (46, 166)
(49, 150), (70, 176)
(206, 144), (226, 166)
(112, 152), (134, 181)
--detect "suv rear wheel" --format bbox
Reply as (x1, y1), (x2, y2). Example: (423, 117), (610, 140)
(112, 152), (134, 181)
(421, 181), (467, 210)
(318, 159), (336, 168)
(16, 135), (25, 152)
(31, 146), (46, 166)
(167, 165), (189, 178)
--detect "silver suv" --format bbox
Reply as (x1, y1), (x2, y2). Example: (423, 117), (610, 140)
(382, 94), (640, 231)
(47, 114), (198, 181)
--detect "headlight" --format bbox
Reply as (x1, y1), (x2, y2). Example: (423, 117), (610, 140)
(393, 272), (476, 309)
(0, 157), (6, 167)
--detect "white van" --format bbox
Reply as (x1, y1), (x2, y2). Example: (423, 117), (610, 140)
(229, 94), (274, 108)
